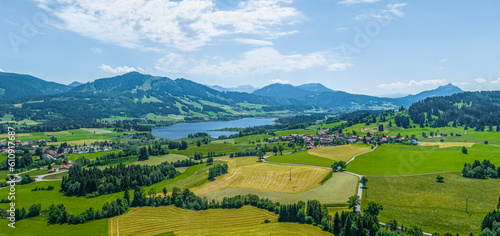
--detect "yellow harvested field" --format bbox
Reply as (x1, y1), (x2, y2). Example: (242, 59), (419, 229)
(109, 205), (278, 236)
(44, 131), (70, 136)
(177, 222), (333, 236)
(192, 157), (330, 195)
(419, 142), (475, 148)
(0, 133), (32, 138)
(307, 144), (371, 162)
(80, 128), (114, 134)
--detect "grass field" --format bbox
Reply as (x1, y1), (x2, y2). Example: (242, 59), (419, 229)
(80, 128), (114, 134)
(275, 129), (317, 136)
(346, 144), (500, 176)
(170, 143), (255, 156)
(266, 151), (335, 168)
(145, 163), (209, 195)
(362, 172), (500, 234)
(43, 172), (69, 179)
(307, 143), (372, 162)
(68, 150), (123, 161)
(192, 157), (330, 195)
(0, 217), (108, 236)
(108, 205), (279, 236)
(177, 222), (333, 236)
(128, 154), (188, 166)
(200, 172), (358, 205)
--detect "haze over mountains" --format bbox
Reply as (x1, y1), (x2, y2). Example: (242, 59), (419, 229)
(0, 71), (463, 112)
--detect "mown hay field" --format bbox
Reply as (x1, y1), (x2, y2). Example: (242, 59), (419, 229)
(307, 143), (372, 162)
(192, 157), (330, 195)
(200, 172), (358, 205)
(109, 205), (278, 236)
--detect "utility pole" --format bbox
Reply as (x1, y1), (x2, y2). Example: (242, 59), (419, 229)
(466, 196), (469, 212)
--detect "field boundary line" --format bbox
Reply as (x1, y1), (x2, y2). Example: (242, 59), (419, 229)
(366, 170), (461, 177)
(346, 144), (378, 165)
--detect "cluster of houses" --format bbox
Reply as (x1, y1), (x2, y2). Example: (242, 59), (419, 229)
(48, 164), (73, 173)
(265, 130), (423, 149)
(63, 145), (115, 154)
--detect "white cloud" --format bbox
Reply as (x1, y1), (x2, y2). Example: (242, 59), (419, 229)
(328, 62), (353, 71)
(354, 3), (407, 20)
(36, 0), (302, 51)
(91, 47), (103, 54)
(271, 79), (290, 84)
(235, 38), (274, 46)
(386, 3), (407, 17)
(438, 58), (448, 63)
(0, 68), (4, 72)
(339, 0), (379, 5)
(377, 79), (447, 90)
(474, 78), (486, 83)
(98, 64), (138, 74)
(491, 78), (500, 84)
(154, 53), (189, 73)
(452, 82), (469, 86)
(336, 27), (349, 32)
(190, 47), (326, 76)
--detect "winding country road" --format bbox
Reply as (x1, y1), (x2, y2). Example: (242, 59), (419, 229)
(262, 144), (432, 235)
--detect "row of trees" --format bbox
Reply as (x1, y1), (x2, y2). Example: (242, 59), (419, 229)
(208, 163), (229, 181)
(462, 160), (500, 179)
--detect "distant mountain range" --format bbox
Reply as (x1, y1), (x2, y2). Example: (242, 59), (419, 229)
(252, 82), (463, 108)
(0, 71), (465, 121)
(210, 85), (259, 93)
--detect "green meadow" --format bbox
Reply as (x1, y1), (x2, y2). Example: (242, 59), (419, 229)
(347, 144), (500, 176)
(362, 172), (500, 234)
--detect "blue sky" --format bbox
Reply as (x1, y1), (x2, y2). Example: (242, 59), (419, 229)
(1, 0), (500, 96)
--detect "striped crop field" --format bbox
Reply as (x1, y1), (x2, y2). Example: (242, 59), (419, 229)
(109, 205), (278, 236)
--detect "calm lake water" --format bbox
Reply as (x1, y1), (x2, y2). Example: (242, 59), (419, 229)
(152, 118), (276, 140)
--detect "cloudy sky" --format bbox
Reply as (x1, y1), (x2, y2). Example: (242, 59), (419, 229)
(1, 0), (500, 96)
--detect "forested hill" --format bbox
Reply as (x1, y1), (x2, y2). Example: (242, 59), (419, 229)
(252, 82), (464, 109)
(0, 72), (72, 99)
(408, 91), (500, 130)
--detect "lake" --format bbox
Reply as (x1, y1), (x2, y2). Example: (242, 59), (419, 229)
(152, 118), (276, 140)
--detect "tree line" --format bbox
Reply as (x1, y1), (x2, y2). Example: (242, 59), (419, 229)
(61, 162), (179, 197)
(462, 160), (500, 179)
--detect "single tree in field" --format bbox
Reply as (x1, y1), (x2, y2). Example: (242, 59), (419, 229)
(436, 175), (444, 183)
(360, 176), (368, 188)
(484, 140), (489, 145)
(347, 195), (361, 213)
(196, 140), (201, 147)
(207, 156), (213, 164)
(162, 187), (168, 197)
(378, 124), (384, 132)
(272, 146), (278, 155)
(362, 201), (383, 216)
(278, 145), (284, 155)
(256, 150), (265, 161)
(462, 146), (468, 154)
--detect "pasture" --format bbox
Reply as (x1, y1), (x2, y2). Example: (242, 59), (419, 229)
(307, 143), (372, 162)
(68, 150), (123, 161)
(128, 154), (188, 166)
(346, 144), (500, 176)
(266, 151), (335, 168)
(0, 217), (108, 236)
(200, 172), (358, 205)
(362, 172), (500, 234)
(108, 205), (278, 236)
(192, 157), (330, 195)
